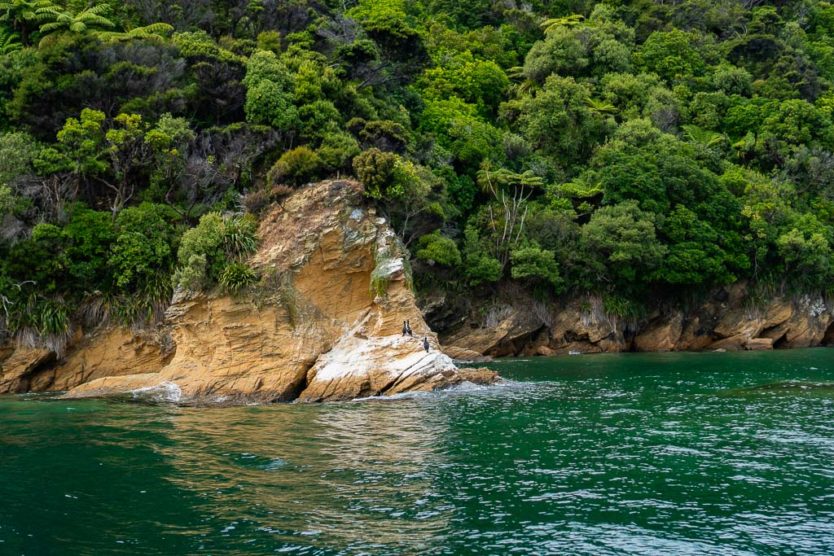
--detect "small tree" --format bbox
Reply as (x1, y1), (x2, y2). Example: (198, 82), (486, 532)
(510, 245), (563, 290)
(102, 114), (155, 215)
(415, 231), (461, 267)
(476, 162), (544, 267)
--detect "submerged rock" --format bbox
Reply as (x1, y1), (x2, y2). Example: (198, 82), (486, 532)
(722, 381), (834, 396)
(1, 181), (498, 404)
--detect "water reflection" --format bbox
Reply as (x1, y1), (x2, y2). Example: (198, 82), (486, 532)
(154, 400), (452, 553)
(2, 349), (834, 555)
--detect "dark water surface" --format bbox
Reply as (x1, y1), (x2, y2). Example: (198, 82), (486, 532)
(2, 349), (834, 555)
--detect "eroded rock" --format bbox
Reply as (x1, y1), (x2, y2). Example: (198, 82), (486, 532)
(438, 285), (834, 358)
(0, 347), (55, 393)
(50, 180), (490, 403)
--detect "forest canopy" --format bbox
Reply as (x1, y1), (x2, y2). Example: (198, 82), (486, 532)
(1, 0), (834, 349)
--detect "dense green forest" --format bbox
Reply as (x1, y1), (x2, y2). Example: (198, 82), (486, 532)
(1, 0), (833, 350)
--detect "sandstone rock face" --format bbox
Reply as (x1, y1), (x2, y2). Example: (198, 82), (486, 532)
(634, 311), (683, 352)
(436, 284), (834, 358)
(744, 338), (774, 351)
(443, 301), (543, 357)
(0, 347), (55, 393)
(442, 345), (492, 363)
(2, 180), (495, 403)
(0, 328), (172, 396)
(441, 295), (632, 357)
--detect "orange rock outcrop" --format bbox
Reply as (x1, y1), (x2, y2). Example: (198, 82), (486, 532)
(1, 181), (498, 402)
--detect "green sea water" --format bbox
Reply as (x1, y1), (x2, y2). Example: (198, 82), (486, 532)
(2, 349), (834, 555)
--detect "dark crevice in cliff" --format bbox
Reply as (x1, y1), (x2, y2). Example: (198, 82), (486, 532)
(823, 321), (834, 346)
(490, 326), (546, 358)
(772, 332), (789, 350)
(278, 372), (310, 403)
(760, 324), (789, 349)
(14, 352), (57, 393)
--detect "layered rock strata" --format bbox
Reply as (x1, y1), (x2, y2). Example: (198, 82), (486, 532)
(438, 284), (834, 358)
(0, 181), (498, 403)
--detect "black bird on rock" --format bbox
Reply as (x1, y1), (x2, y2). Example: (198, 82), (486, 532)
(422, 336), (430, 352)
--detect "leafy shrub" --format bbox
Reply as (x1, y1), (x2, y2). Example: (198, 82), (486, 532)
(174, 213), (258, 292)
(107, 203), (178, 293)
(0, 184), (13, 215)
(318, 132), (360, 171)
(352, 148), (398, 199)
(466, 253), (503, 286)
(510, 245), (563, 290)
(415, 232), (461, 267)
(267, 146), (324, 186)
(461, 226), (502, 285)
(219, 262), (258, 294)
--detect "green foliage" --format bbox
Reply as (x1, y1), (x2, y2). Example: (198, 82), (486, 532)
(62, 205), (116, 289)
(415, 231), (461, 267)
(243, 50), (297, 131)
(462, 226), (502, 286)
(0, 131), (39, 184)
(524, 16), (632, 82)
(602, 294), (645, 320)
(2, 0), (834, 344)
(580, 201), (666, 288)
(420, 52), (509, 114)
(37, 4), (114, 41)
(636, 29), (706, 82)
(505, 75), (614, 170)
(0, 183), (13, 214)
(173, 212), (257, 292)
(510, 245), (563, 290)
(353, 148), (398, 199)
(219, 261), (258, 294)
(109, 203), (178, 292)
(268, 147), (323, 186)
(348, 0), (417, 44)
(51, 108), (107, 176)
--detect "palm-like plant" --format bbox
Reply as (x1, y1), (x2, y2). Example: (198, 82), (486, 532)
(682, 124), (726, 149)
(541, 14), (584, 34)
(37, 3), (113, 38)
(96, 22), (174, 42)
(477, 163), (546, 266)
(585, 98), (618, 116)
(0, 27), (22, 53)
(0, 0), (54, 45)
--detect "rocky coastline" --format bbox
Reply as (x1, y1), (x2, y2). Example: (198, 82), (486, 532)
(0, 181), (498, 403)
(2, 180), (831, 403)
(433, 284), (834, 360)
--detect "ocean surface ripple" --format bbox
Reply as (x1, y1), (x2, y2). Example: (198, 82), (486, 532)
(1, 349), (833, 555)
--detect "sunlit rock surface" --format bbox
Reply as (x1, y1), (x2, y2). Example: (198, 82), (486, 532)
(1, 181), (498, 403)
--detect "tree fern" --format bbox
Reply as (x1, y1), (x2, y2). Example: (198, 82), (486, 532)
(0, 28), (21, 53)
(541, 14), (584, 34)
(585, 98), (618, 115)
(37, 3), (113, 39)
(681, 124), (725, 148)
(96, 22), (174, 42)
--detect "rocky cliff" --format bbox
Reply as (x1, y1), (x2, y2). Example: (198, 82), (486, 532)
(0, 180), (497, 403)
(434, 283), (834, 358)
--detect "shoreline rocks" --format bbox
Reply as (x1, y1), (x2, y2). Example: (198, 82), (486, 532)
(436, 285), (834, 359)
(0, 180), (499, 404)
